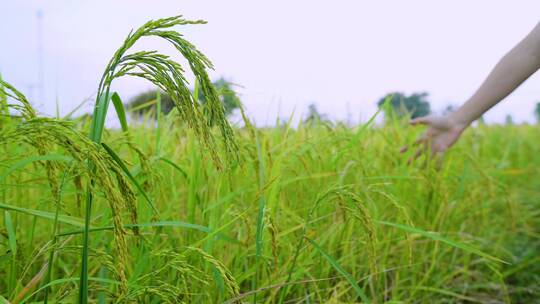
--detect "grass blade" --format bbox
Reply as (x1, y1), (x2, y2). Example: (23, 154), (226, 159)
(62, 94), (93, 120)
(81, 88), (111, 303)
(89, 92), (111, 143)
(0, 154), (73, 182)
(252, 132), (267, 303)
(101, 143), (158, 214)
(21, 277), (123, 304)
(5, 211), (17, 297)
(0, 73), (8, 116)
(306, 237), (370, 303)
(127, 98), (157, 113)
(44, 164), (74, 303)
(111, 92), (128, 133)
(155, 90), (161, 155)
(59, 221), (211, 236)
(376, 220), (507, 264)
(0, 202), (85, 227)
(157, 157), (189, 179)
(79, 187), (92, 304)
(4, 211), (17, 256)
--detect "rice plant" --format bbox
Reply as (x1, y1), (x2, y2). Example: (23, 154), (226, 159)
(81, 15), (237, 303)
(1, 14), (539, 304)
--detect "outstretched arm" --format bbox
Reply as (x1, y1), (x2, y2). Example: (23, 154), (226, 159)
(408, 21), (540, 155)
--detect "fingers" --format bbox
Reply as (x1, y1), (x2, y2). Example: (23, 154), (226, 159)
(403, 116), (448, 167)
(433, 152), (445, 170)
(410, 115), (432, 126)
(403, 115), (434, 154)
(410, 115), (449, 129)
(403, 138), (446, 167)
(414, 133), (428, 145)
(407, 148), (424, 165)
(401, 132), (428, 154)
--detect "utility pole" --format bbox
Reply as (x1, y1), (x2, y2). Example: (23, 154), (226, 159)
(36, 9), (44, 104)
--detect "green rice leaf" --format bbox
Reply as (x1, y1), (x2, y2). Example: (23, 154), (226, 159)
(20, 277), (123, 304)
(127, 98), (157, 113)
(111, 92), (128, 133)
(0, 154), (73, 182)
(0, 202), (85, 227)
(157, 157), (189, 179)
(306, 237), (370, 303)
(101, 143), (158, 214)
(4, 211), (17, 256)
(89, 92), (111, 143)
(0, 73), (8, 116)
(59, 220), (210, 236)
(377, 220), (507, 264)
(57, 221), (240, 244)
(155, 90), (161, 155)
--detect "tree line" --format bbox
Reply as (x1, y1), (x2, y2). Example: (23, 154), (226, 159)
(126, 80), (540, 124)
(127, 77), (241, 118)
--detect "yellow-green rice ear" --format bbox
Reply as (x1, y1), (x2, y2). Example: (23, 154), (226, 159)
(92, 15), (238, 168)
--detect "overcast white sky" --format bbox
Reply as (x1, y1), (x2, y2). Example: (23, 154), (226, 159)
(1, 1), (539, 125)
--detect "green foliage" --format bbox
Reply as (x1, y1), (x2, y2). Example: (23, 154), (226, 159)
(1, 115), (539, 302)
(110, 93), (129, 132)
(535, 102), (540, 123)
(127, 77), (241, 118)
(377, 91), (431, 119)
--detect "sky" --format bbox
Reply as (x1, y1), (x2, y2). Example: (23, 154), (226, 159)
(1, 1), (539, 126)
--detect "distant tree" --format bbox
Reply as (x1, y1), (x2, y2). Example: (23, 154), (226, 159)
(304, 103), (328, 123)
(199, 78), (241, 117)
(126, 77), (240, 118)
(478, 115), (486, 125)
(535, 102), (540, 123)
(505, 114), (514, 125)
(443, 104), (457, 115)
(377, 92), (431, 119)
(127, 90), (175, 117)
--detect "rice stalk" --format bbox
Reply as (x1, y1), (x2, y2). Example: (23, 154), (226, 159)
(78, 15), (238, 302)
(92, 15), (237, 165)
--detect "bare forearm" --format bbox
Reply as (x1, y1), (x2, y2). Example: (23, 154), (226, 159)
(451, 22), (540, 126)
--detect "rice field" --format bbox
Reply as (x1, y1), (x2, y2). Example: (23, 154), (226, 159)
(1, 15), (539, 304)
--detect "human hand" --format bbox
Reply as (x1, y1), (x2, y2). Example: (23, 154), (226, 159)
(401, 115), (468, 160)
